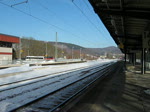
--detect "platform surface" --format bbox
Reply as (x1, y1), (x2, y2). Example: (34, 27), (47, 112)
(67, 63), (150, 112)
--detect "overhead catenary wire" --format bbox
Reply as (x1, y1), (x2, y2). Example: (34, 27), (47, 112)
(83, 0), (114, 41)
(11, 0), (28, 7)
(72, 1), (101, 35)
(0, 1), (102, 47)
(32, 0), (82, 46)
(0, 2), (65, 31)
(82, 0), (107, 25)
(82, 0), (102, 25)
(32, 0), (101, 47)
(82, 0), (93, 12)
(82, 0), (112, 38)
(27, 0), (31, 15)
(72, 0), (114, 46)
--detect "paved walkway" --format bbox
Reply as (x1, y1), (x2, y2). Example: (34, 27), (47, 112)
(66, 62), (150, 112)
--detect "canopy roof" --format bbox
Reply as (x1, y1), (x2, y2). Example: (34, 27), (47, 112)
(89, 0), (150, 53)
(0, 33), (19, 43)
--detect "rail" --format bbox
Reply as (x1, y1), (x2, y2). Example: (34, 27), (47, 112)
(0, 61), (118, 112)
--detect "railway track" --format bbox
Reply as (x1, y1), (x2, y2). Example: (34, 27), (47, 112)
(0, 61), (117, 112)
(0, 63), (110, 91)
(0, 62), (110, 88)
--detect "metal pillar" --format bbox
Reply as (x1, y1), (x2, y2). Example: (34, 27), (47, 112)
(131, 53), (134, 64)
(141, 48), (146, 74)
(125, 53), (126, 63)
(129, 54), (131, 64)
(124, 52), (127, 70)
(132, 53), (134, 65)
(132, 53), (134, 64)
(133, 53), (136, 66)
(129, 54), (132, 64)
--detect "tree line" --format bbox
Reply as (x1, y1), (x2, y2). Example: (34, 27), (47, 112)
(12, 37), (82, 59)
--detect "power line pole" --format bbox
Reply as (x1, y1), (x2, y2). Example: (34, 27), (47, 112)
(45, 41), (48, 57)
(80, 48), (82, 59)
(72, 46), (74, 59)
(55, 32), (58, 61)
(27, 38), (30, 56)
(62, 44), (64, 58)
(19, 37), (22, 60)
(27, 50), (30, 56)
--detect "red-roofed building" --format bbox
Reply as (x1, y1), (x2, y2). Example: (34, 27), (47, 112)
(0, 33), (19, 63)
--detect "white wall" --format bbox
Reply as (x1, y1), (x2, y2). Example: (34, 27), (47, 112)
(0, 47), (12, 61)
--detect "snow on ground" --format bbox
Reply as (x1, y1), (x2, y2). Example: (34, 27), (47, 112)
(0, 64), (33, 75)
(0, 59), (117, 112)
(0, 65), (102, 112)
(0, 59), (114, 75)
(0, 59), (116, 85)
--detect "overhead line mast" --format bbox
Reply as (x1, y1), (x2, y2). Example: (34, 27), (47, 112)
(55, 32), (58, 61)
(0, 1), (104, 48)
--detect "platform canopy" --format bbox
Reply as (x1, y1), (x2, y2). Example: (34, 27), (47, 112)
(89, 0), (150, 53)
(0, 33), (19, 43)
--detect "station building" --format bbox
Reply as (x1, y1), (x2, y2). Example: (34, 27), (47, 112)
(0, 33), (19, 63)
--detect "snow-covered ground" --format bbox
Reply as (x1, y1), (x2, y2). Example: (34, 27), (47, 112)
(0, 60), (107, 75)
(0, 59), (118, 112)
(0, 59), (116, 85)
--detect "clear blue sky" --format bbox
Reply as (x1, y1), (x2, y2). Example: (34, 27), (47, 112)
(0, 0), (116, 48)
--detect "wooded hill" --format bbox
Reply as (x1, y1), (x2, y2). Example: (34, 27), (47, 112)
(13, 37), (122, 59)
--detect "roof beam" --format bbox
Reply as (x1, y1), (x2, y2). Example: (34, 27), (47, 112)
(96, 9), (150, 20)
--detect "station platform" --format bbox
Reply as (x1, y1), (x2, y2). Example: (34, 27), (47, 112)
(0, 60), (86, 69)
(0, 64), (21, 69)
(66, 63), (150, 112)
(29, 60), (86, 66)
